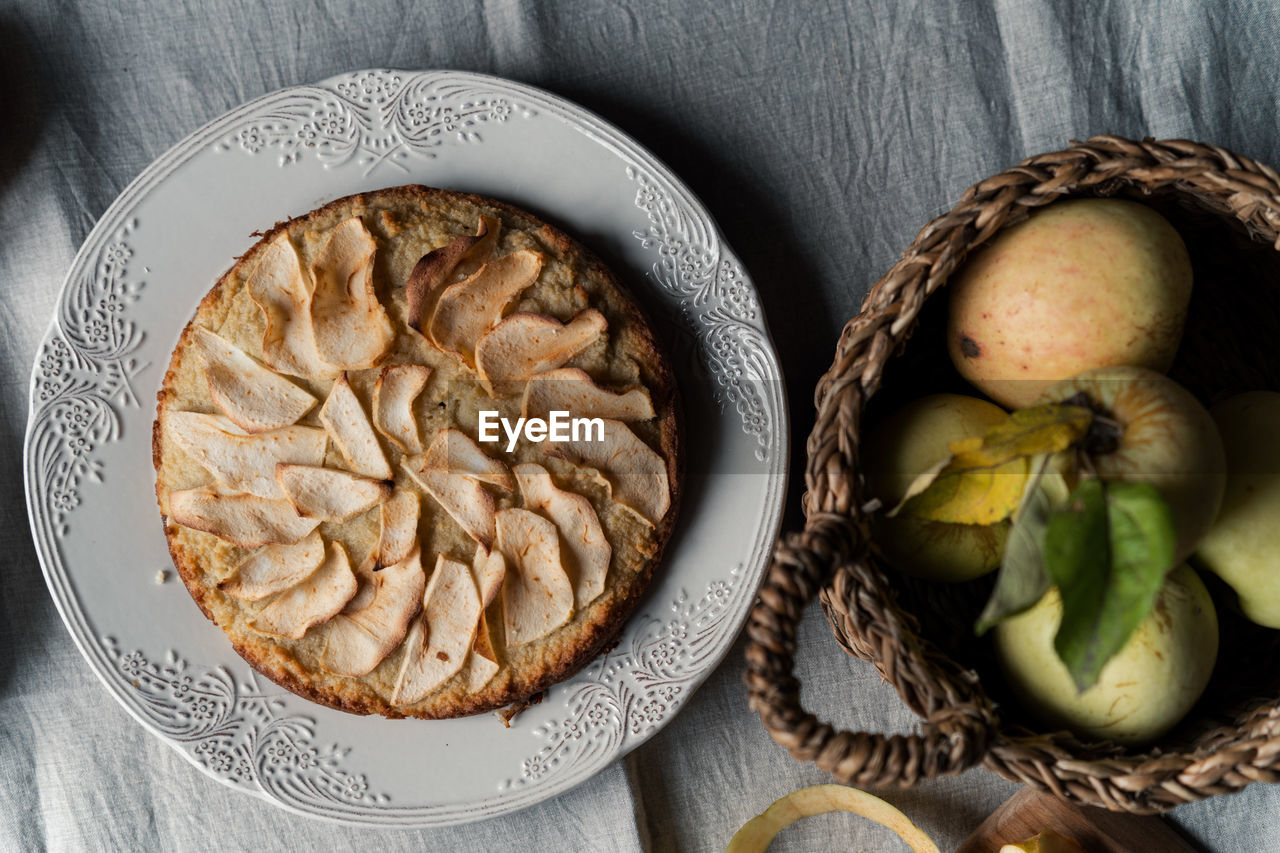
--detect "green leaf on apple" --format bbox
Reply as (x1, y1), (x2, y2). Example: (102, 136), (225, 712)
(892, 403), (1094, 526)
(1044, 479), (1178, 693)
(974, 454), (1070, 635)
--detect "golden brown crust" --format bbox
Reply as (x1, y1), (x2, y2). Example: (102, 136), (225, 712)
(153, 184), (681, 718)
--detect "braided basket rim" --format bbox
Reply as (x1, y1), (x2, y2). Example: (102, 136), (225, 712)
(745, 135), (1280, 815)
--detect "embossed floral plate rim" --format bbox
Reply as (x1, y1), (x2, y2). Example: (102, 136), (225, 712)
(24, 69), (787, 827)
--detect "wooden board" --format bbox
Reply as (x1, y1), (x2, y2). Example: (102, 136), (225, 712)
(956, 788), (1202, 853)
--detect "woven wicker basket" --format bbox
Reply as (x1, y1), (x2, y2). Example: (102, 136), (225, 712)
(745, 135), (1280, 814)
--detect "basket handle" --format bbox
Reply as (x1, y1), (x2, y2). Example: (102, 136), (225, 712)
(744, 517), (995, 787)
(745, 274), (1000, 784)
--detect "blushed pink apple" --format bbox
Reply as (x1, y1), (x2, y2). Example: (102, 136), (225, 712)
(948, 199), (1193, 409)
(1037, 366), (1225, 562)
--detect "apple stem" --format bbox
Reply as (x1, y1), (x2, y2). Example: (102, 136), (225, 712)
(1077, 447), (1099, 480)
(1061, 391), (1123, 456)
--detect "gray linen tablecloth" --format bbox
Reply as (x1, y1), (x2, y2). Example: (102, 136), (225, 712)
(4, 1), (1279, 850)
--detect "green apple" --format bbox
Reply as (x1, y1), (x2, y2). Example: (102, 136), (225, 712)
(865, 393), (1008, 582)
(1196, 391), (1280, 628)
(1037, 366), (1226, 563)
(994, 564), (1217, 745)
(948, 199), (1193, 409)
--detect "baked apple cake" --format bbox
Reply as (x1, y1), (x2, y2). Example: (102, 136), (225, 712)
(152, 185), (680, 719)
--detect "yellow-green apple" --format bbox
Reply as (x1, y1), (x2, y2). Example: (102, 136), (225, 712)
(1037, 366), (1225, 563)
(865, 393), (1008, 582)
(994, 564), (1217, 745)
(948, 199), (1193, 408)
(1196, 391), (1280, 628)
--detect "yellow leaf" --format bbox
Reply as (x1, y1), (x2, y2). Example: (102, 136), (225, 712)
(948, 403), (1093, 466)
(904, 454), (1030, 525)
(949, 435), (985, 456)
(896, 404), (1093, 526)
(889, 455), (952, 511)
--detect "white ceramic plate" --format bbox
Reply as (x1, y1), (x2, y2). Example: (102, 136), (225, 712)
(24, 70), (787, 827)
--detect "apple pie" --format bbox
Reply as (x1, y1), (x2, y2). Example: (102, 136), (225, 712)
(152, 185), (680, 719)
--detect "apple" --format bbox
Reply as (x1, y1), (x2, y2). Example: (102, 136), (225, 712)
(994, 564), (1218, 745)
(948, 199), (1193, 409)
(865, 393), (1009, 582)
(1037, 366), (1225, 563)
(1196, 391), (1280, 628)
